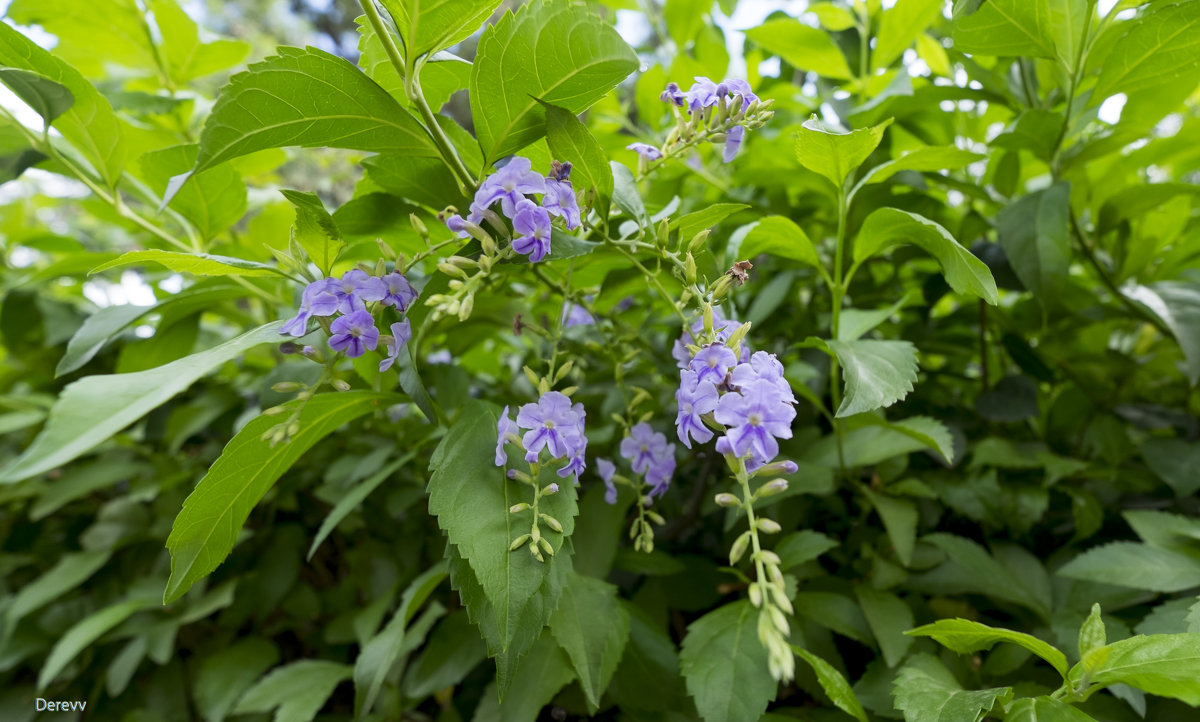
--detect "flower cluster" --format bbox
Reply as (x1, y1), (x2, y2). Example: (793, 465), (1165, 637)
(495, 391), (588, 562)
(495, 391), (588, 482)
(678, 349), (797, 470)
(627, 76), (773, 170)
(445, 157), (580, 263)
(595, 423), (676, 552)
(671, 306), (750, 369)
(280, 268), (417, 371)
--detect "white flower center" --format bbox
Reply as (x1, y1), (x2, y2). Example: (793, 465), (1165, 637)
(683, 403), (693, 415)
(748, 412), (762, 426)
(544, 420), (556, 429)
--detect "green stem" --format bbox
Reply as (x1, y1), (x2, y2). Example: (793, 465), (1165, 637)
(829, 187), (848, 474)
(734, 458), (769, 606)
(357, 0), (475, 193)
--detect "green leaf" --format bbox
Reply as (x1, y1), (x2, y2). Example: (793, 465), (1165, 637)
(992, 109), (1063, 162)
(548, 571), (629, 712)
(745, 18), (853, 79)
(608, 601), (688, 714)
(141, 144), (247, 241)
(428, 400), (578, 694)
(923, 533), (1052, 620)
(793, 647), (869, 722)
(794, 592), (875, 645)
(674, 203), (750, 245)
(194, 639), (280, 722)
(355, 563), (448, 717)
(997, 183), (1071, 302)
(610, 161), (647, 225)
(795, 118), (892, 190)
(824, 339), (919, 418)
(38, 597), (155, 690)
(1003, 697), (1098, 722)
(1141, 437), (1200, 497)
(363, 154), (464, 209)
(1093, 2), (1200, 103)
(164, 391), (391, 603)
(280, 190), (344, 275)
(873, 0), (946, 72)
(877, 416), (955, 465)
(382, 0), (500, 60)
(0, 323), (283, 484)
(470, 0), (638, 164)
(664, 0), (710, 49)
(30, 459), (146, 521)
(91, 250), (282, 278)
(854, 208), (998, 304)
(0, 22), (126, 186)
(680, 601), (776, 722)
(308, 452), (417, 560)
(1079, 603), (1106, 661)
(0, 68), (73, 126)
(232, 659), (353, 722)
(175, 46), (436, 196)
(544, 102), (613, 201)
(0, 125), (45, 184)
(1073, 633), (1200, 706)
(893, 657), (1013, 722)
(739, 216), (821, 268)
(906, 618), (1069, 677)
(1057, 541), (1200, 593)
(150, 0), (250, 83)
(863, 487), (919, 567)
(1124, 281), (1200, 385)
(469, 632), (577, 722)
(404, 612), (488, 698)
(856, 146), (986, 189)
(56, 281), (244, 377)
(774, 529), (838, 570)
(3, 550), (110, 633)
(951, 0), (1057, 58)
(855, 587), (915, 668)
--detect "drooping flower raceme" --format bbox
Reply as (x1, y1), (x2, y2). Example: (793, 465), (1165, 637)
(620, 422), (668, 475)
(442, 156), (582, 263)
(650, 75), (772, 165)
(279, 268), (419, 370)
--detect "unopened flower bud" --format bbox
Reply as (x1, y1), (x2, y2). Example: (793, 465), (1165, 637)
(506, 469), (519, 480)
(757, 479), (789, 497)
(685, 252), (697, 284)
(409, 213), (428, 238)
(754, 460), (798, 477)
(538, 537), (555, 556)
(749, 584), (763, 607)
(714, 493), (741, 507)
(286, 421), (300, 437)
(263, 405), (288, 416)
(271, 381), (303, 393)
(539, 513), (563, 533)
(541, 483), (559, 496)
(331, 379), (351, 392)
(510, 503), (531, 514)
(689, 229), (710, 252)
(279, 342), (300, 355)
(647, 511), (666, 526)
(437, 262), (469, 279)
(729, 531), (752, 565)
(757, 518), (782, 534)
(710, 274), (735, 300)
(509, 534), (531, 551)
(458, 294), (474, 321)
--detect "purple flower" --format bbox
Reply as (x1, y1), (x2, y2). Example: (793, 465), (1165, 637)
(723, 125), (745, 163)
(512, 198), (552, 262)
(686, 77), (720, 112)
(332, 269), (387, 314)
(645, 445), (676, 498)
(558, 401), (588, 480)
(620, 422), (668, 475)
(380, 272), (418, 311)
(475, 156), (546, 219)
(724, 78), (759, 110)
(660, 82), (685, 106)
(597, 458), (617, 504)
(378, 319), (412, 372)
(627, 142), (663, 161)
(445, 213), (469, 237)
(690, 343), (738, 385)
(561, 301), (594, 328)
(280, 278), (339, 337)
(731, 351), (795, 402)
(542, 176), (581, 230)
(676, 370), (719, 448)
(714, 381), (796, 463)
(328, 310), (379, 358)
(673, 308), (748, 368)
(427, 349), (452, 364)
(496, 405), (515, 467)
(516, 391), (584, 463)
